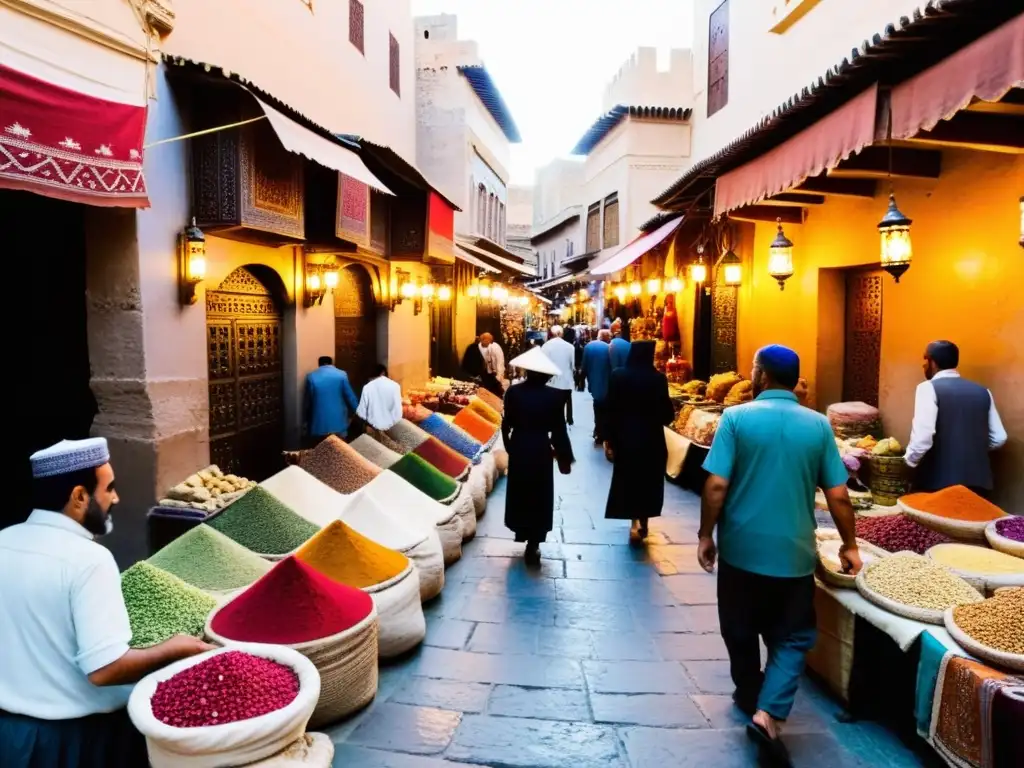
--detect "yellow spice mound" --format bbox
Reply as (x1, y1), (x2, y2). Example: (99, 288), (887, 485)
(929, 543), (1024, 575)
(296, 520), (409, 589)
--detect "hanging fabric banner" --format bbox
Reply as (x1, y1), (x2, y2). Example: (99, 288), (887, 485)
(427, 191), (455, 264)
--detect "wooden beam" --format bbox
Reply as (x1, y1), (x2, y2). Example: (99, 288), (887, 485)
(828, 146), (941, 179)
(728, 205), (804, 225)
(795, 177), (878, 199)
(763, 192), (826, 206)
(910, 112), (1024, 154)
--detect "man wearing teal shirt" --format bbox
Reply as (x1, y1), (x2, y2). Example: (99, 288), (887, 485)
(699, 345), (860, 766)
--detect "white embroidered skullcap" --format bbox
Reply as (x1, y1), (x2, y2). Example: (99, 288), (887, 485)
(30, 438), (110, 479)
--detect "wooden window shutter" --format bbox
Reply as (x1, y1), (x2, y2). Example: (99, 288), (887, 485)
(349, 0), (364, 54)
(603, 193), (619, 249)
(708, 0), (730, 117)
(586, 202), (601, 252)
(389, 33), (401, 96)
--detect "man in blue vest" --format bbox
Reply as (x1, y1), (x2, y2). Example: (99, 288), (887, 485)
(904, 340), (1007, 496)
(304, 356), (359, 446)
(581, 329), (612, 443)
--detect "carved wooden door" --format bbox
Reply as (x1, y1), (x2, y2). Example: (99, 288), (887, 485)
(334, 266), (377, 391)
(206, 267), (284, 481)
(843, 270), (883, 406)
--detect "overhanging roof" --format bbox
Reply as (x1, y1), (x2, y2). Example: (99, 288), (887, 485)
(651, 0), (1021, 212)
(455, 235), (535, 275)
(527, 267), (590, 291)
(531, 206), (582, 243)
(336, 135), (460, 210)
(457, 65), (522, 143)
(590, 215), (683, 276)
(571, 105), (692, 156)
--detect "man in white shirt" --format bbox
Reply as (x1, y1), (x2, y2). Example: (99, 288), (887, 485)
(479, 332), (506, 398)
(0, 438), (212, 767)
(357, 364), (403, 432)
(904, 340), (1007, 496)
(543, 325), (577, 425)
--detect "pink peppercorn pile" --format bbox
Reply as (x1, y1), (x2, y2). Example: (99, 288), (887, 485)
(151, 651), (298, 728)
(994, 516), (1024, 543)
(855, 515), (952, 555)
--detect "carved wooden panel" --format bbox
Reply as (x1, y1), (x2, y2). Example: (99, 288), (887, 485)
(206, 267), (284, 480)
(586, 203), (601, 252)
(370, 190), (389, 254)
(336, 173), (370, 246)
(843, 271), (883, 406)
(389, 194), (426, 258)
(389, 32), (400, 96)
(711, 283), (738, 374)
(240, 122), (304, 238)
(603, 196), (620, 249)
(192, 115), (239, 224)
(349, 0), (364, 53)
(334, 267), (377, 390)
(708, 0), (730, 117)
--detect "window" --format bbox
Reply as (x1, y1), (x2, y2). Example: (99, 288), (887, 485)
(567, 239), (574, 259)
(586, 202), (601, 252)
(477, 185), (486, 234)
(499, 202), (506, 246)
(349, 0), (364, 54)
(389, 33), (400, 96)
(708, 0), (730, 117)
(603, 193), (619, 249)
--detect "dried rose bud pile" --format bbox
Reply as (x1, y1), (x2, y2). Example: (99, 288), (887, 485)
(151, 651), (298, 727)
(855, 515), (951, 555)
(994, 516), (1024, 543)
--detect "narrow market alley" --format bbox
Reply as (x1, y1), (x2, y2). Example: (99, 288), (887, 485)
(326, 391), (937, 768)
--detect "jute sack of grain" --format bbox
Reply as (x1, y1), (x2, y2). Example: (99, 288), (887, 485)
(205, 608), (379, 730)
(366, 563), (427, 658)
(467, 465), (487, 516)
(490, 433), (509, 475)
(450, 484), (477, 539)
(128, 644), (320, 768)
(361, 472), (464, 565)
(479, 452), (497, 493)
(247, 733), (334, 768)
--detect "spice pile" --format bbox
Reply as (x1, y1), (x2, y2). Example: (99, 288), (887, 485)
(413, 436), (471, 479)
(452, 408), (498, 443)
(474, 387), (504, 414)
(952, 588), (1024, 655)
(862, 553), (982, 612)
(466, 398), (501, 425)
(387, 453), (458, 502)
(210, 557), (374, 645)
(994, 516), (1024, 543)
(296, 520), (409, 589)
(706, 372), (742, 403)
(386, 420), (433, 453)
(151, 651), (299, 727)
(148, 525), (272, 594)
(416, 413), (482, 460)
(121, 562), (218, 648)
(856, 515), (951, 554)
(206, 488), (319, 556)
(900, 485), (1007, 522)
(301, 436), (382, 495)
(350, 435), (402, 470)
(928, 544), (1024, 576)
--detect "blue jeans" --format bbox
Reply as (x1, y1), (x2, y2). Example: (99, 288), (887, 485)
(717, 560), (817, 720)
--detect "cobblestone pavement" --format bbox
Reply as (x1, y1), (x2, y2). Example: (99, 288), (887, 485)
(327, 391), (934, 767)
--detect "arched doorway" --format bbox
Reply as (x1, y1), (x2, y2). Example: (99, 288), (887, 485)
(206, 265), (285, 481)
(334, 265), (378, 390)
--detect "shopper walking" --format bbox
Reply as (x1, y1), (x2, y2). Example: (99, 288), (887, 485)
(581, 329), (612, 443)
(609, 320), (630, 370)
(478, 332), (506, 398)
(304, 356), (360, 446)
(542, 325), (576, 426)
(603, 340), (674, 540)
(699, 345), (861, 766)
(501, 347), (574, 563)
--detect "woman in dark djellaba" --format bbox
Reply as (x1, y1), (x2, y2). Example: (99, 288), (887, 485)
(604, 340), (674, 540)
(501, 347), (574, 562)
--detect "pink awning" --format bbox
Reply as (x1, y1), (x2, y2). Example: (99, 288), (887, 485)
(713, 84), (879, 217)
(890, 14), (1024, 140)
(590, 215), (683, 276)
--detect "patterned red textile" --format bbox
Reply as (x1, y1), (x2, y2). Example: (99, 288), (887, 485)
(0, 64), (148, 206)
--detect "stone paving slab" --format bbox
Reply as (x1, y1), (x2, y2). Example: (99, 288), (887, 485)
(446, 715), (625, 768)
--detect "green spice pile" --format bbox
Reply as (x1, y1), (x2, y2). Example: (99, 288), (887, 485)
(206, 487), (319, 556)
(863, 552), (983, 613)
(148, 524), (272, 594)
(953, 588), (1024, 655)
(121, 562), (218, 648)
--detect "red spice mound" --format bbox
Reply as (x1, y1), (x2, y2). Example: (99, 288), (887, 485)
(413, 436), (471, 478)
(855, 515), (951, 555)
(900, 485), (1006, 522)
(210, 557), (373, 645)
(151, 651), (298, 727)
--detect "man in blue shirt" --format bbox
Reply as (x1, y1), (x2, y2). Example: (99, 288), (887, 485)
(304, 356), (360, 445)
(581, 329), (613, 443)
(699, 345), (860, 765)
(608, 320), (630, 371)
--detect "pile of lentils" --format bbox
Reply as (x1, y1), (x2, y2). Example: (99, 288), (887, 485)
(148, 524), (272, 594)
(151, 651), (299, 727)
(121, 562), (218, 648)
(206, 487), (319, 556)
(856, 514), (951, 555)
(994, 516), (1024, 543)
(862, 553), (983, 612)
(953, 588), (1024, 655)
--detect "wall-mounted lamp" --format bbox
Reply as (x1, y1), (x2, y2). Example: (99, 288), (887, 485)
(629, 281), (642, 297)
(646, 278), (662, 295)
(324, 268), (339, 291)
(720, 249), (743, 287)
(479, 283), (492, 300)
(614, 284), (627, 302)
(303, 268), (325, 308)
(438, 285), (452, 301)
(493, 284), (509, 303)
(467, 282), (480, 298)
(178, 217), (206, 305)
(667, 276), (684, 293)
(390, 269), (412, 311)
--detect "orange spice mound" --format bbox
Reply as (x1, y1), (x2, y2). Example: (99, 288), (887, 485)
(452, 407), (498, 442)
(901, 485), (1007, 522)
(296, 520), (409, 589)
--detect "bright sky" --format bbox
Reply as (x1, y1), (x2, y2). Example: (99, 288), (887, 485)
(411, 0), (695, 185)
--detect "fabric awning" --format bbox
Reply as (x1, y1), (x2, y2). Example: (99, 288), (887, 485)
(253, 96), (392, 195)
(455, 238), (536, 275)
(590, 215), (683, 276)
(890, 14), (1024, 140)
(454, 245), (500, 274)
(528, 269), (589, 291)
(713, 83), (879, 217)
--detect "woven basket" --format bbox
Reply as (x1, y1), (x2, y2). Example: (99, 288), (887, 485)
(897, 499), (994, 543)
(467, 467), (487, 516)
(479, 453), (497, 492)
(406, 532), (444, 602)
(985, 521), (1024, 559)
(944, 607), (1024, 673)
(450, 486), (477, 540)
(814, 531), (889, 589)
(205, 608), (379, 729)
(365, 563), (426, 658)
(866, 455), (907, 507)
(925, 544), (1024, 592)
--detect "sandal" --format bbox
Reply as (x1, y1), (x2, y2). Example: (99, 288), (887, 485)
(746, 722), (791, 767)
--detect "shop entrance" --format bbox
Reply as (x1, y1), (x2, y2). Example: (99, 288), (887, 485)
(334, 265), (378, 391)
(430, 300), (456, 378)
(842, 270), (884, 407)
(206, 265), (285, 481)
(476, 302), (502, 346)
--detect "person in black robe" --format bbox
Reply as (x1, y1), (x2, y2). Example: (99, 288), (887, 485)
(501, 347), (575, 562)
(604, 340), (674, 540)
(461, 337), (485, 379)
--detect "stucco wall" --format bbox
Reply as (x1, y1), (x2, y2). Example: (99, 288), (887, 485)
(733, 150), (1023, 508)
(533, 159), (585, 228)
(603, 46), (695, 111)
(534, 220), (586, 279)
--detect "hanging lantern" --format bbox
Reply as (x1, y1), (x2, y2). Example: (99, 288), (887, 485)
(420, 282), (435, 299)
(768, 218), (795, 290)
(878, 193), (913, 282)
(467, 282), (479, 298)
(689, 261), (707, 285)
(493, 284), (509, 302)
(437, 285), (452, 301)
(720, 250), (742, 286)
(479, 283), (492, 299)
(399, 279), (417, 299)
(614, 284), (627, 302)
(667, 276), (684, 293)
(646, 278), (662, 294)
(629, 281), (642, 296)
(578, 288), (588, 300)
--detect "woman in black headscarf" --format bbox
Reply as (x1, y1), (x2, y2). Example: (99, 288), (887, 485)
(502, 348), (575, 562)
(604, 340), (674, 540)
